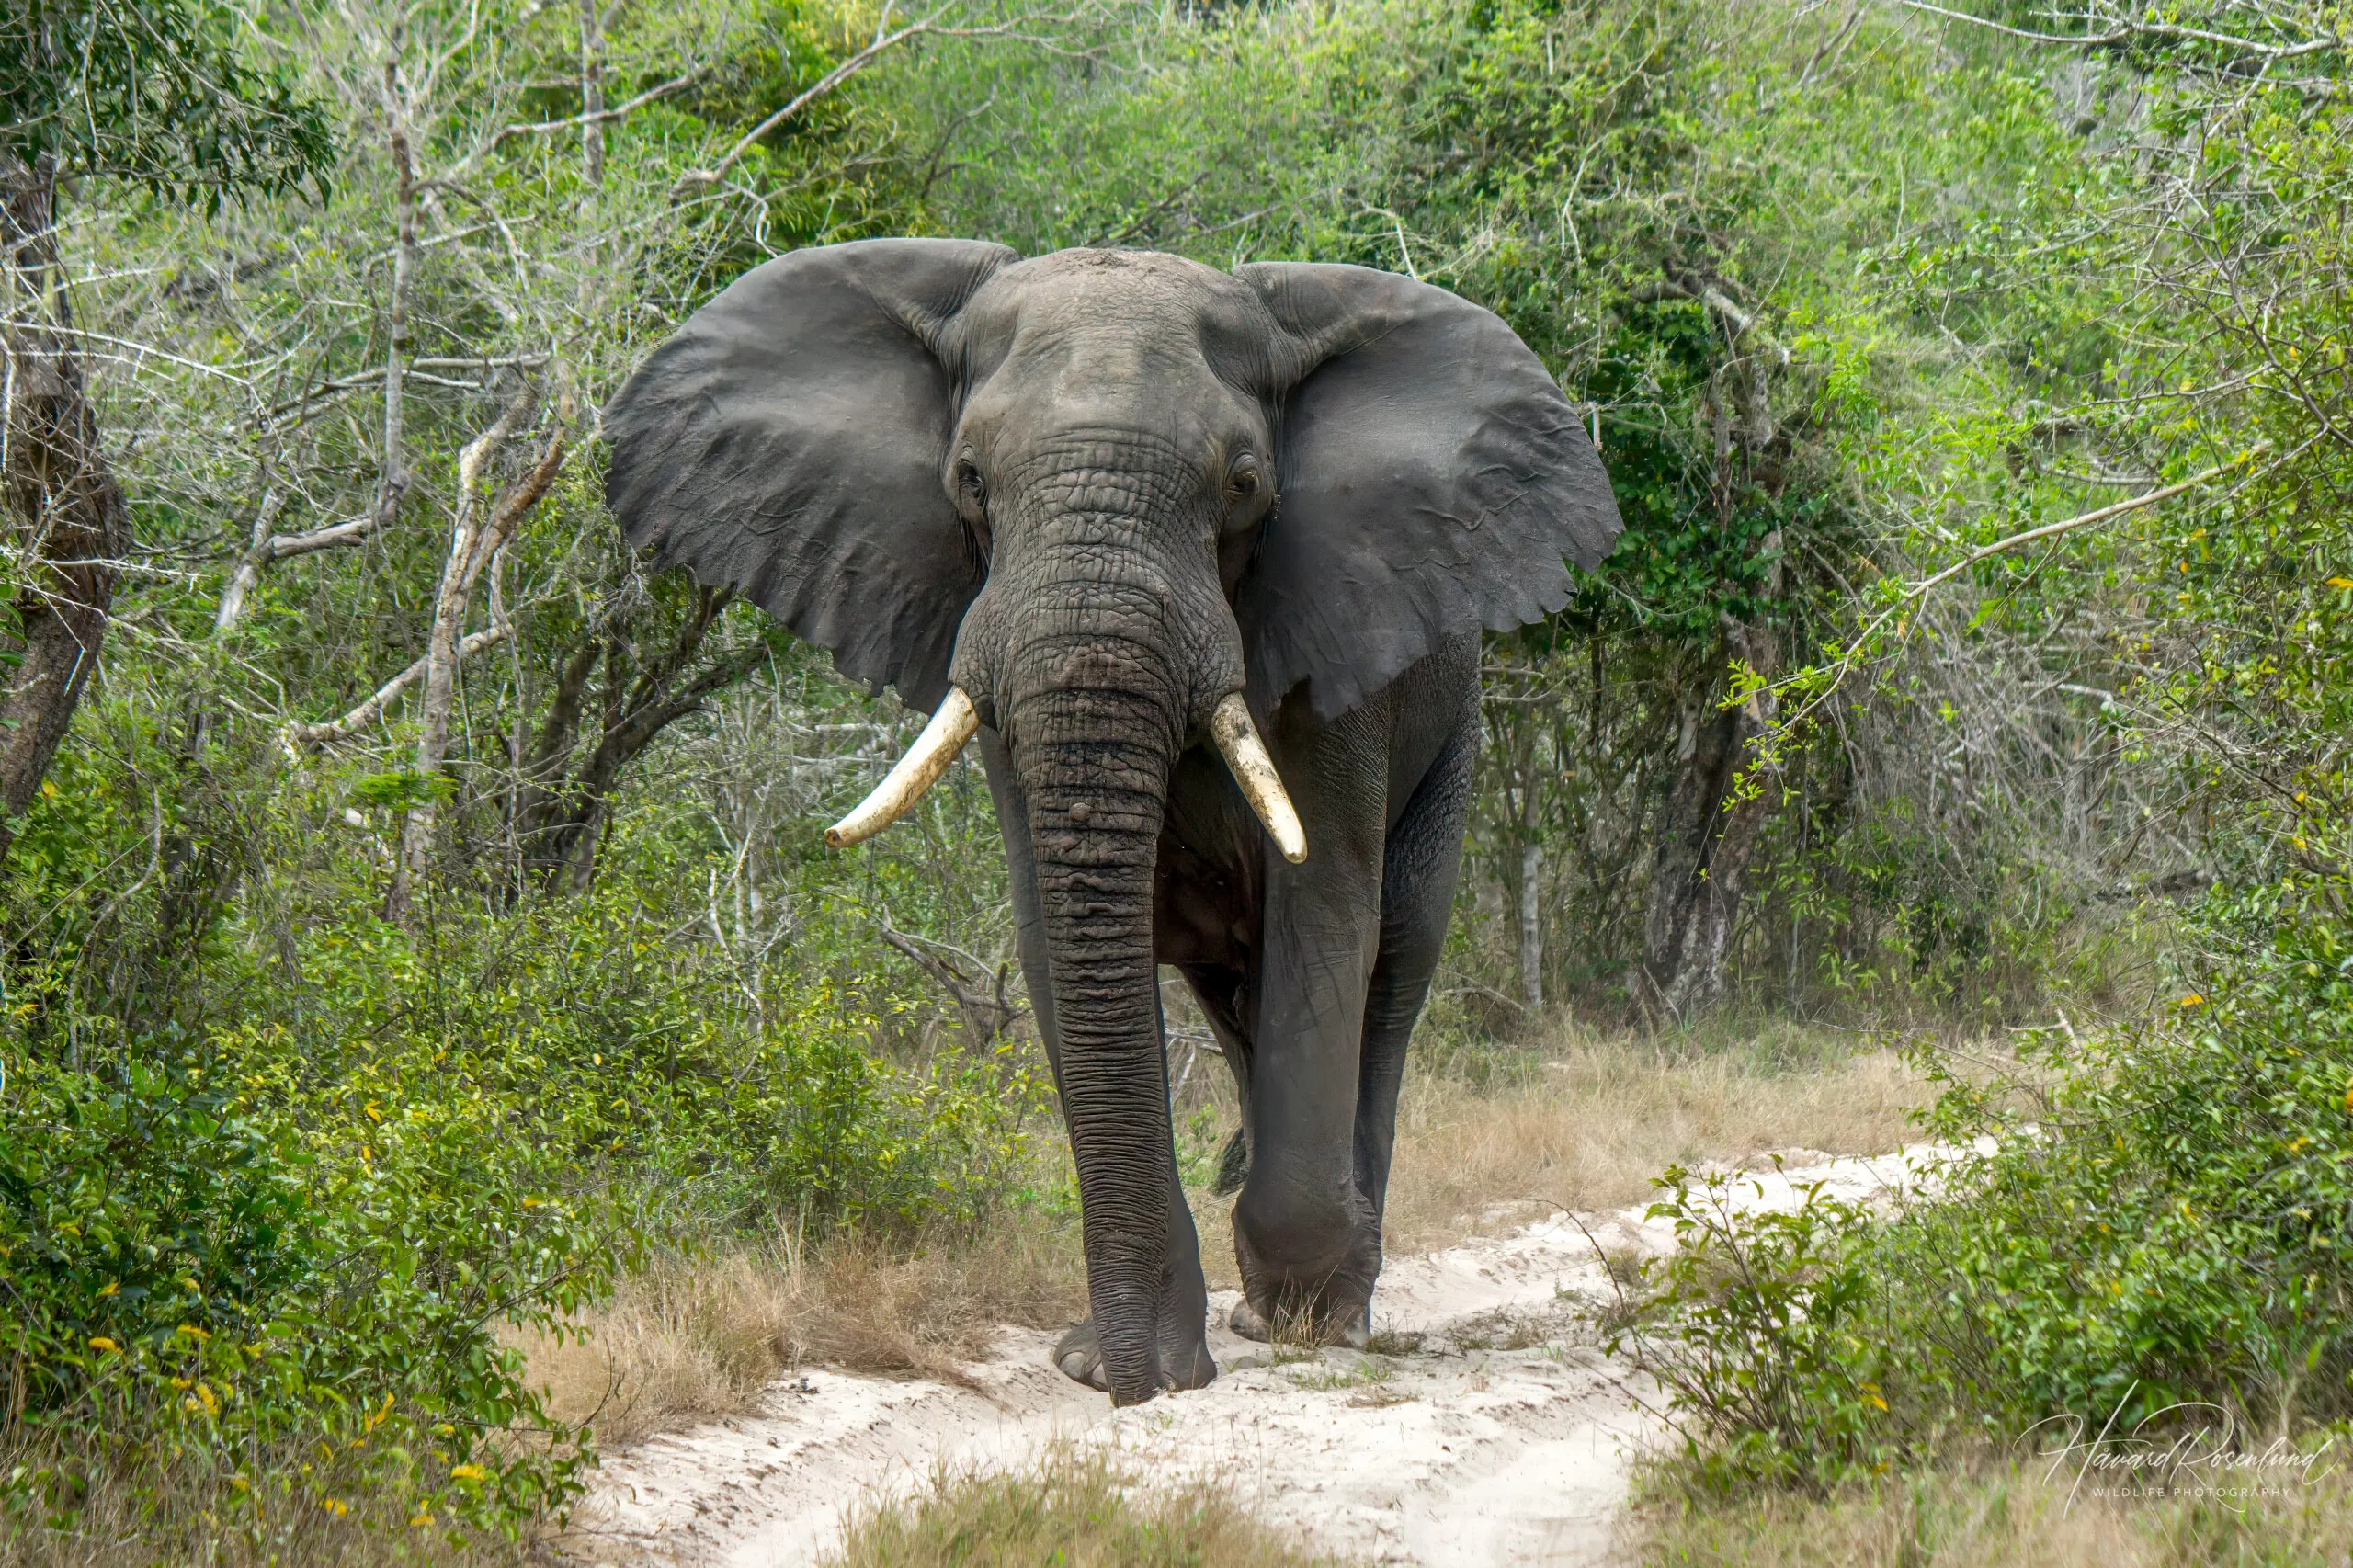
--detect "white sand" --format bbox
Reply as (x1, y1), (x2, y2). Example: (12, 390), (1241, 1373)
(563, 1146), (1959, 1567)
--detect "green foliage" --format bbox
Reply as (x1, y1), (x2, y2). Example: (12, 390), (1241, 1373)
(1609, 1162), (1886, 1496)
(2, 789), (1050, 1537)
(1621, 881), (2353, 1496)
(0, 0), (333, 199)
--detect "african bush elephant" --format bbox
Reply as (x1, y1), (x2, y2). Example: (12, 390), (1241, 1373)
(603, 241), (1620, 1405)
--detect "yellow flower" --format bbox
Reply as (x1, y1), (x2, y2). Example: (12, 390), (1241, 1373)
(177, 1324), (210, 1341)
(409, 1511), (434, 1528)
(86, 1336), (119, 1354)
(449, 1464), (488, 1483)
(2343, 1082), (2353, 1115)
(2178, 994), (2205, 1007)
(322, 1498), (348, 1518)
(97, 1281), (119, 1297)
(2327, 576), (2353, 589)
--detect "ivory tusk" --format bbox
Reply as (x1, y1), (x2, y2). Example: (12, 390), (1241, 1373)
(824, 687), (981, 848)
(1211, 692), (1307, 864)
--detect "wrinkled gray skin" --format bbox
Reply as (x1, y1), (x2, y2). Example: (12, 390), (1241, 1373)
(603, 242), (1620, 1406)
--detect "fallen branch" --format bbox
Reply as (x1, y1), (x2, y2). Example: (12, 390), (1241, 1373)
(875, 917), (1023, 1042)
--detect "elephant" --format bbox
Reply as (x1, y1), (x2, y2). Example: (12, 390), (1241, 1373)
(602, 240), (1620, 1406)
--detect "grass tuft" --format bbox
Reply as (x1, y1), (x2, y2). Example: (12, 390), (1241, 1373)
(822, 1447), (1350, 1568)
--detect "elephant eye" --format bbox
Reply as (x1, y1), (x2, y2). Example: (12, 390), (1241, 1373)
(1225, 455), (1262, 506)
(954, 453), (987, 514)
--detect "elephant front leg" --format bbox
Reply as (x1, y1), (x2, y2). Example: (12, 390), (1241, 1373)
(1230, 743), (1387, 1344)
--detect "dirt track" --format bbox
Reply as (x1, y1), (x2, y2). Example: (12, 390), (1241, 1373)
(563, 1148), (1954, 1567)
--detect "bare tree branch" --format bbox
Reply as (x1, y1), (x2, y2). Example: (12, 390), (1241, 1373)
(1898, 1), (2346, 61)
(283, 626), (513, 747)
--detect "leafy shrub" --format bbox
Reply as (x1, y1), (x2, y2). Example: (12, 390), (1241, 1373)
(0, 1049), (600, 1541)
(1, 879), (1051, 1540)
(1620, 890), (2353, 1495)
(1609, 1161), (1890, 1495)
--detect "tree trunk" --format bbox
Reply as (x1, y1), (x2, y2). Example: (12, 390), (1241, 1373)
(511, 588), (763, 894)
(0, 154), (129, 868)
(1517, 840), (1543, 1009)
(386, 397), (563, 923)
(380, 60), (416, 528)
(1633, 619), (1779, 1025)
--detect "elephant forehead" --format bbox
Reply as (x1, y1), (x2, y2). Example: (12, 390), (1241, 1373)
(962, 249), (1276, 389)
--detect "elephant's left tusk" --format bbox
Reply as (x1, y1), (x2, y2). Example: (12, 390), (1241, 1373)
(1211, 693), (1307, 864)
(825, 687), (981, 848)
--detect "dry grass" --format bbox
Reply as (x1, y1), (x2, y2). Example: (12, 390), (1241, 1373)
(523, 1020), (1928, 1444)
(823, 1445), (1351, 1567)
(1640, 1454), (2353, 1566)
(516, 1216), (1088, 1447)
(1381, 1028), (1927, 1251)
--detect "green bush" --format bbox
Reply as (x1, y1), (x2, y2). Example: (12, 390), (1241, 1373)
(1620, 887), (2353, 1495)
(1, 878), (1051, 1541)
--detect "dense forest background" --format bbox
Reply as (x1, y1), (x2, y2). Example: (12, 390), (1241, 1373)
(3, 0), (2347, 1555)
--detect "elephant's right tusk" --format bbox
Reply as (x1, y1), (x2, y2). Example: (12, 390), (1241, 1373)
(825, 687), (981, 848)
(1211, 693), (1307, 864)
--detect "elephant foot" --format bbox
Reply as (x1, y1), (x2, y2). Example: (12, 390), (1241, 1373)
(1231, 1296), (1369, 1347)
(1051, 1317), (1215, 1394)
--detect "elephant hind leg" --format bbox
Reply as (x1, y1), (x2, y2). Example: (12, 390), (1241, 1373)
(1356, 721), (1478, 1256)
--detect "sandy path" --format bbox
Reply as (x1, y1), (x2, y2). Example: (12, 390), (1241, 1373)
(562, 1146), (1958, 1567)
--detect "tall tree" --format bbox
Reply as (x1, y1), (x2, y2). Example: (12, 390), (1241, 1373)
(0, 0), (330, 864)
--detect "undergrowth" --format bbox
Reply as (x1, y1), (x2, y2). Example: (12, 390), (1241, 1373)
(0, 866), (1051, 1551)
(1617, 886), (2353, 1508)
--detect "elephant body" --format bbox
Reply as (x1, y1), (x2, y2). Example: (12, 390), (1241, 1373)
(604, 242), (1620, 1404)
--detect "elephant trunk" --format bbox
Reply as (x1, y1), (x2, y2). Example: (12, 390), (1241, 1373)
(1017, 676), (1177, 1405)
(983, 530), (1219, 1405)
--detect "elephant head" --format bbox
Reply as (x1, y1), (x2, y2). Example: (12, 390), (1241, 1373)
(603, 241), (1619, 1404)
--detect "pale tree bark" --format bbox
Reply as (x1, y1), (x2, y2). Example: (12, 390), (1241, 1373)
(213, 491), (396, 635)
(1518, 837), (1544, 1009)
(1633, 619), (1780, 1025)
(381, 58), (417, 528)
(578, 0), (608, 185)
(0, 153), (131, 868)
(1512, 733), (1544, 1009)
(384, 391), (567, 923)
(283, 626), (513, 748)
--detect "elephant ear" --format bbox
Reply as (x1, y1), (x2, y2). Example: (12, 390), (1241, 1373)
(604, 238), (1016, 712)
(1233, 262), (1621, 720)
